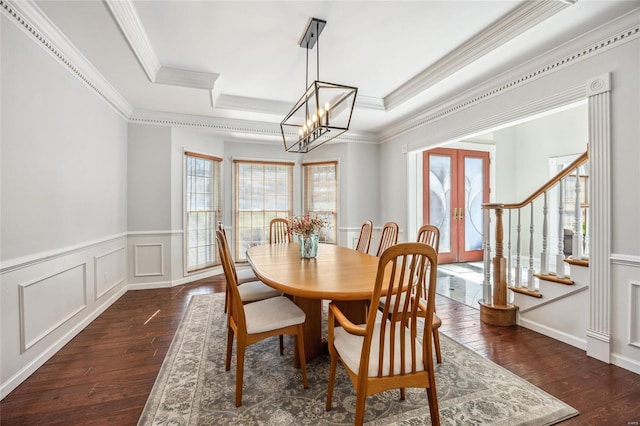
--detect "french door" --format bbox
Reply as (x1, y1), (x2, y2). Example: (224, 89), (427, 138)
(423, 148), (489, 263)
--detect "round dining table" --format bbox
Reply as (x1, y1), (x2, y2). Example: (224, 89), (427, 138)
(246, 242), (380, 363)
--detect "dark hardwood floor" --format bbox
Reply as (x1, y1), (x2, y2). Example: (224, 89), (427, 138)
(2, 273), (639, 425)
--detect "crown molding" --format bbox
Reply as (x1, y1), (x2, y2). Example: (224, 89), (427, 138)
(384, 0), (569, 111)
(106, 0), (219, 91)
(380, 10), (640, 143)
(129, 110), (378, 144)
(1, 0), (134, 119)
(104, 0), (160, 82)
(155, 67), (219, 90)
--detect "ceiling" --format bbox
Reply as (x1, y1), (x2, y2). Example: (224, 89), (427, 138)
(31, 0), (640, 143)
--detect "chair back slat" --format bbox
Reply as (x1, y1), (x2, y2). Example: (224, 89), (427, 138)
(270, 218), (291, 243)
(216, 230), (247, 332)
(417, 224), (440, 252)
(355, 220), (373, 253)
(376, 222), (399, 257)
(364, 242), (438, 379)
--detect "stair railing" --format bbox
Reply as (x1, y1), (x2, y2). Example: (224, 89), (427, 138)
(480, 150), (589, 325)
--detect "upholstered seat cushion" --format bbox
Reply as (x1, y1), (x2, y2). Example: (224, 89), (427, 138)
(238, 280), (281, 302)
(244, 296), (306, 334)
(236, 268), (258, 284)
(334, 322), (424, 377)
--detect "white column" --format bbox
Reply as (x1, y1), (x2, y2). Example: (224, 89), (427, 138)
(586, 73), (611, 363)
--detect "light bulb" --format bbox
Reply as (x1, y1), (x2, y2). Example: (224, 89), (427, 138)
(325, 101), (330, 111)
(307, 119), (312, 128)
(312, 114), (318, 123)
(319, 108), (325, 117)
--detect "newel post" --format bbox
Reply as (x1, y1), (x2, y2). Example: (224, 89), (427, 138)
(479, 203), (518, 326)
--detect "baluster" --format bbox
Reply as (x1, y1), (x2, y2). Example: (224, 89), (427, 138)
(515, 209), (522, 287)
(583, 206), (589, 258)
(540, 191), (549, 275)
(493, 206), (507, 306)
(482, 207), (492, 304)
(573, 167), (583, 259)
(507, 209), (512, 285)
(527, 202), (536, 291)
(557, 179), (566, 278)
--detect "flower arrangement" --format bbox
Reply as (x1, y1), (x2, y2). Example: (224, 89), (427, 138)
(288, 214), (328, 237)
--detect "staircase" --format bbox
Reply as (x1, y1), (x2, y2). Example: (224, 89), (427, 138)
(479, 149), (590, 350)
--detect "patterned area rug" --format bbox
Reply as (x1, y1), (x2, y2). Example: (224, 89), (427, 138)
(138, 294), (578, 425)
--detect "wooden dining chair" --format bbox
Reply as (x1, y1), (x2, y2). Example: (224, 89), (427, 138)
(375, 221), (399, 257)
(355, 220), (373, 254)
(379, 224), (442, 362)
(326, 242), (440, 425)
(269, 217), (291, 243)
(218, 222), (257, 285)
(216, 230), (308, 406)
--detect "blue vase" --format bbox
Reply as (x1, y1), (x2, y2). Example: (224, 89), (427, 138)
(297, 233), (319, 259)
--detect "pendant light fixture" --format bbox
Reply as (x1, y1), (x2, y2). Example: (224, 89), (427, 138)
(280, 18), (357, 153)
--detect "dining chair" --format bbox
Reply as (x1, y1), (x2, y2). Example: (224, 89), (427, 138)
(379, 224), (443, 362)
(326, 242), (440, 425)
(269, 217), (291, 243)
(218, 222), (257, 285)
(216, 230), (308, 406)
(355, 220), (373, 254)
(375, 221), (399, 257)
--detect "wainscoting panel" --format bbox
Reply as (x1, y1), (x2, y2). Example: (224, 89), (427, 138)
(134, 243), (164, 277)
(94, 246), (126, 300)
(18, 263), (87, 352)
(630, 281), (640, 348)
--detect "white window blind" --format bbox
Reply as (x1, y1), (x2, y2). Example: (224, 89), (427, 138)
(303, 161), (338, 244)
(234, 160), (294, 260)
(185, 152), (222, 272)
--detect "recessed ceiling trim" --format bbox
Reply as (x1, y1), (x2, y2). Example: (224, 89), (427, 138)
(106, 0), (219, 91)
(384, 0), (570, 111)
(105, 0), (161, 82)
(1, 0), (133, 118)
(129, 110), (378, 144)
(155, 67), (219, 90)
(380, 16), (640, 143)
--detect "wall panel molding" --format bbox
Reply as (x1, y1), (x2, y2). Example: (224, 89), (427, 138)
(18, 263), (87, 352)
(630, 281), (640, 349)
(94, 246), (126, 300)
(134, 243), (164, 277)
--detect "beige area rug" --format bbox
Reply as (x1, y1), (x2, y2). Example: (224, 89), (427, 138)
(138, 294), (578, 425)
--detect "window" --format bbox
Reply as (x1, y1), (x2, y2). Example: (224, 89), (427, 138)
(185, 152), (222, 272)
(303, 161), (337, 244)
(234, 160), (293, 260)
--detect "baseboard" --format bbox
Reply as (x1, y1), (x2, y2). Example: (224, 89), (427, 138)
(517, 317), (587, 350)
(0, 285), (128, 399)
(127, 266), (223, 291)
(611, 352), (640, 374)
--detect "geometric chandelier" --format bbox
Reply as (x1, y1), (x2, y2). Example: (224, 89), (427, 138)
(281, 18), (358, 153)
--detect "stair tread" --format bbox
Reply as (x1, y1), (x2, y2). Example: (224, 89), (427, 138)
(534, 272), (574, 285)
(509, 286), (543, 298)
(565, 257), (589, 267)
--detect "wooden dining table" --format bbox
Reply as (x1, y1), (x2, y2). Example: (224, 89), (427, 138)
(246, 242), (381, 364)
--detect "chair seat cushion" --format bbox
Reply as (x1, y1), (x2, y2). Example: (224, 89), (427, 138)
(238, 280), (281, 302)
(244, 296), (306, 334)
(236, 268), (258, 284)
(334, 322), (424, 377)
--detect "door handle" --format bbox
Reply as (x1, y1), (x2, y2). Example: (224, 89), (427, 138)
(459, 208), (464, 220)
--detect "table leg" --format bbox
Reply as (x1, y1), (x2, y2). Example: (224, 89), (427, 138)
(292, 297), (322, 368)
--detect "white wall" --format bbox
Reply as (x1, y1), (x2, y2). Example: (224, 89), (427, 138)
(1, 16), (128, 397)
(380, 17), (640, 372)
